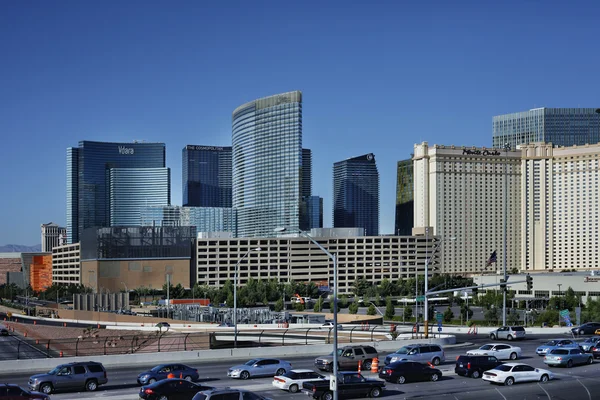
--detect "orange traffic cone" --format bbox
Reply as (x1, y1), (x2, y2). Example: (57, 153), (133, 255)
(358, 361), (361, 373)
(371, 357), (379, 373)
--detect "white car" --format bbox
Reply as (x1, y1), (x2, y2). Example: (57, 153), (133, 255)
(482, 363), (553, 386)
(272, 369), (328, 393)
(466, 343), (522, 360)
(321, 322), (343, 330)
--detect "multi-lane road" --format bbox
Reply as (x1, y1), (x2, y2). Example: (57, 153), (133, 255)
(2, 333), (600, 399)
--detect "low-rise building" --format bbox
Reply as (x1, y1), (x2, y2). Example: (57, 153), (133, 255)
(195, 234), (438, 295)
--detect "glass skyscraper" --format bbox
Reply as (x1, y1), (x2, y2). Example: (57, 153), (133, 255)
(307, 196), (323, 229)
(395, 158), (414, 235)
(493, 108), (600, 149)
(333, 153), (379, 236)
(232, 91), (304, 237)
(66, 141), (166, 243)
(182, 145), (232, 207)
(109, 168), (170, 226)
(140, 205), (237, 234)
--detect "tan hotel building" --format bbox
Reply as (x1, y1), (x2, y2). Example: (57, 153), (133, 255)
(413, 141), (600, 275)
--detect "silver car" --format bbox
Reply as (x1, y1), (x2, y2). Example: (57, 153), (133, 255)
(384, 344), (445, 366)
(544, 348), (593, 368)
(578, 336), (600, 352)
(489, 326), (526, 341)
(227, 358), (292, 379)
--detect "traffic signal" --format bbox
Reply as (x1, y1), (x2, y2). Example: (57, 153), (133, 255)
(472, 287), (478, 295)
(500, 279), (507, 292)
(526, 274), (533, 291)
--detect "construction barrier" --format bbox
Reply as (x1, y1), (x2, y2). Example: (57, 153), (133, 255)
(467, 324), (478, 335)
(371, 357), (379, 373)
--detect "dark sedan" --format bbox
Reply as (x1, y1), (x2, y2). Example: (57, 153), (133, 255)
(571, 322), (600, 336)
(138, 364), (200, 385)
(139, 379), (213, 400)
(378, 361), (442, 384)
(0, 384), (50, 399)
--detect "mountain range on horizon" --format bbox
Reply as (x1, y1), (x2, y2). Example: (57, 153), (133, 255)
(0, 244), (42, 253)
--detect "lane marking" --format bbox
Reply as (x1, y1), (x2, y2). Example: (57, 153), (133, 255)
(495, 387), (507, 400)
(537, 382), (551, 399)
(577, 378), (592, 400)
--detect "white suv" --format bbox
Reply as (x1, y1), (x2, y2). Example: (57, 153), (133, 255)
(489, 326), (526, 341)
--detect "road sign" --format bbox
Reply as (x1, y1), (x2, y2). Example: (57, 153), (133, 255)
(330, 375), (337, 391)
(416, 296), (425, 302)
(436, 312), (443, 322)
(560, 309), (570, 317)
(438, 327), (442, 332)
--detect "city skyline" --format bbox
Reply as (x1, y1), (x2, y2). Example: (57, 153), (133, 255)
(2, 2), (599, 245)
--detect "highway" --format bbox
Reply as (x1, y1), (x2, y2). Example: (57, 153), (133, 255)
(0, 334), (49, 360)
(1, 333), (600, 399)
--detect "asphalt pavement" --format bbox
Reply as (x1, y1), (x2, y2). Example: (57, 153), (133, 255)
(2, 333), (600, 399)
(0, 334), (49, 360)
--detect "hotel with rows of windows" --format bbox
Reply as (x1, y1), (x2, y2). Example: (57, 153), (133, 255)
(413, 141), (600, 275)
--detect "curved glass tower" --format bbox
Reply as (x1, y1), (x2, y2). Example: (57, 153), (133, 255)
(232, 91), (303, 237)
(66, 141), (166, 243)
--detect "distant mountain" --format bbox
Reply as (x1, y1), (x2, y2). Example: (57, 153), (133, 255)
(0, 244), (42, 253)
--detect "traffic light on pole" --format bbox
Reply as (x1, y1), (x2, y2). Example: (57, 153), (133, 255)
(500, 279), (507, 292)
(472, 287), (478, 295)
(526, 274), (533, 291)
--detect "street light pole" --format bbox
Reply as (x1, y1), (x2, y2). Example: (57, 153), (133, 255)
(121, 282), (129, 310)
(424, 235), (455, 338)
(234, 247), (261, 349)
(275, 226), (339, 400)
(503, 143), (511, 326)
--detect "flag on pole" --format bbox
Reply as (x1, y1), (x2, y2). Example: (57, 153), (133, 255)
(486, 250), (497, 267)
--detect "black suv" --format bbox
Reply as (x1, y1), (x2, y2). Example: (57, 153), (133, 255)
(28, 361), (108, 394)
(455, 355), (503, 379)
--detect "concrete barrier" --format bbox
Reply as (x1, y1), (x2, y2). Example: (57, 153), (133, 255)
(0, 335), (456, 374)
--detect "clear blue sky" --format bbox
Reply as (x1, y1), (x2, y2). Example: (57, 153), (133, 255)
(1, 1), (599, 245)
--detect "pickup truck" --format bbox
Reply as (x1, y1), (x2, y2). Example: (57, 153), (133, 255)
(302, 372), (384, 400)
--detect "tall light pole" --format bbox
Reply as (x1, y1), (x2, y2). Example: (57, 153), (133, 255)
(424, 234), (455, 338)
(503, 143), (511, 325)
(275, 226), (339, 400)
(234, 247), (261, 349)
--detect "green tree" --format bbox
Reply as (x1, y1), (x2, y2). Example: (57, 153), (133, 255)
(367, 304), (377, 316)
(508, 309), (521, 325)
(403, 305), (413, 320)
(484, 307), (499, 325)
(294, 302), (305, 312)
(274, 298), (284, 312)
(313, 297), (324, 312)
(461, 304), (473, 321)
(329, 297), (338, 313)
(443, 306), (454, 323)
(384, 298), (395, 320)
(348, 302), (359, 314)
(339, 295), (348, 309)
(353, 278), (370, 296)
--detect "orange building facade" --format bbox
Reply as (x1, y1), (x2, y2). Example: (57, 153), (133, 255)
(30, 255), (53, 291)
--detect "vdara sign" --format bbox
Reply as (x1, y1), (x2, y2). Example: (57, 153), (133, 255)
(118, 146), (134, 155)
(584, 276), (600, 283)
(462, 149), (501, 156)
